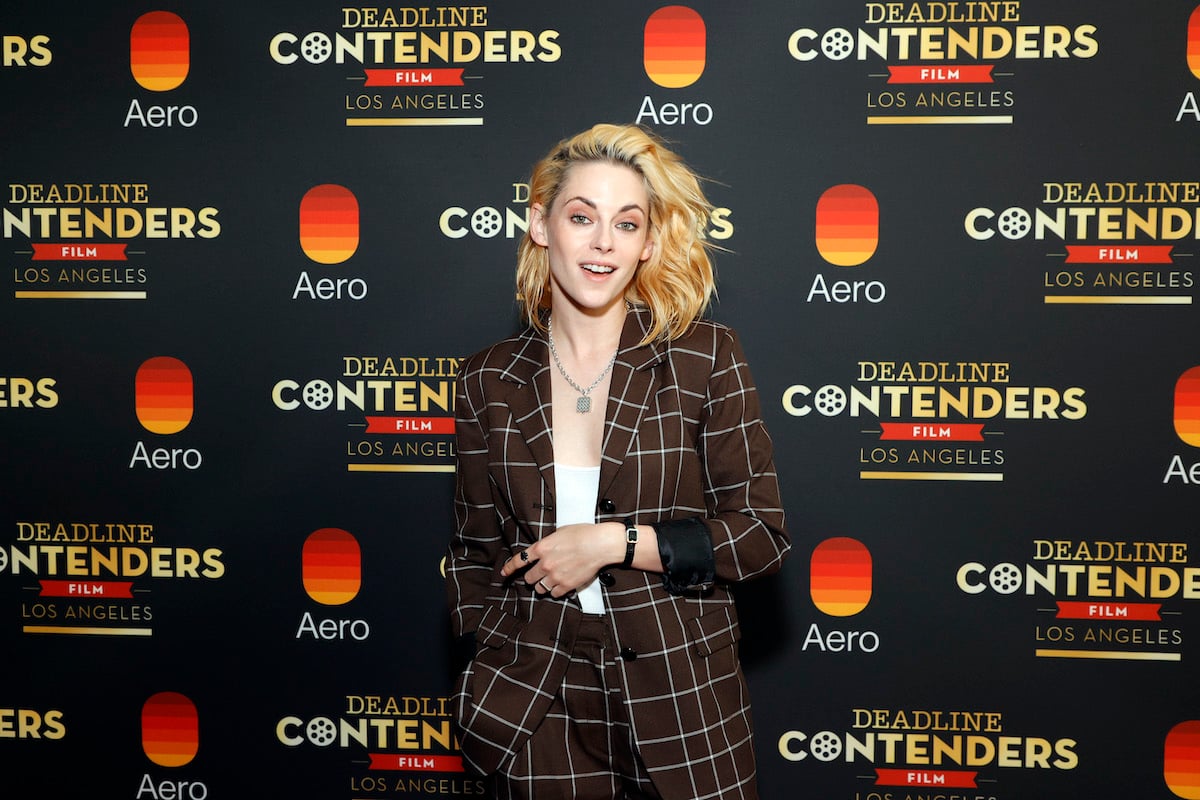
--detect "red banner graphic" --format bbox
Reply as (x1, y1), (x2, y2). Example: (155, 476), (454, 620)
(1056, 601), (1162, 621)
(879, 423), (984, 441)
(364, 68), (465, 87)
(365, 416), (456, 434)
(1064, 245), (1173, 264)
(876, 769), (978, 788)
(39, 580), (133, 598)
(32, 243), (128, 261)
(368, 754), (464, 772)
(887, 65), (993, 84)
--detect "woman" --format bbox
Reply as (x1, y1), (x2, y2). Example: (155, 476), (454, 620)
(447, 123), (789, 800)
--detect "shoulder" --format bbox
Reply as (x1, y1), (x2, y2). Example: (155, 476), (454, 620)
(662, 320), (765, 410)
(458, 338), (514, 379)
(456, 327), (545, 406)
(638, 320), (744, 399)
(663, 318), (741, 365)
(459, 328), (537, 376)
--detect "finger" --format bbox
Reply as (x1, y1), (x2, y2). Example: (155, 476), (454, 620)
(500, 548), (534, 576)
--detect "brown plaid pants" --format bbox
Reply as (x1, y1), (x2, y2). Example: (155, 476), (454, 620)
(493, 616), (664, 800)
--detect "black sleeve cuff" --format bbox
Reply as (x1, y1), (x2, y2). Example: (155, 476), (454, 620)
(652, 517), (715, 595)
(452, 631), (477, 674)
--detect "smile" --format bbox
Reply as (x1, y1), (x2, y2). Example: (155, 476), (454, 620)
(581, 263), (615, 274)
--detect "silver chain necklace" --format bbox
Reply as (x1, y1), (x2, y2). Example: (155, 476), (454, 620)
(547, 317), (618, 413)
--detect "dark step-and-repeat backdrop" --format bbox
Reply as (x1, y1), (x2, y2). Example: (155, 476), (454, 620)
(4, 2), (1200, 797)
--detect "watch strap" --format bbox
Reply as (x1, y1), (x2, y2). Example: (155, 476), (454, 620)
(621, 518), (638, 568)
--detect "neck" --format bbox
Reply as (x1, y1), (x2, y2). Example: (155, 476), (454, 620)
(549, 301), (626, 359)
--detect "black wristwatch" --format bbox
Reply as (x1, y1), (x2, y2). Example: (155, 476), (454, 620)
(621, 518), (638, 568)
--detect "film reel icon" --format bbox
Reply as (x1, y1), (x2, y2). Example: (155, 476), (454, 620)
(306, 717), (336, 746)
(989, 563), (1021, 593)
(472, 207), (503, 238)
(822, 30), (853, 60)
(997, 208), (1031, 239)
(809, 730), (842, 761)
(303, 381), (334, 410)
(813, 386), (847, 416)
(300, 33), (332, 63)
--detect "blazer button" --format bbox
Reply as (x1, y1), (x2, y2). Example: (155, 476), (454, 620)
(599, 498), (616, 513)
(598, 571), (615, 587)
(620, 647), (637, 661)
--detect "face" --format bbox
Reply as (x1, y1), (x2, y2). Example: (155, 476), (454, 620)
(530, 160), (654, 321)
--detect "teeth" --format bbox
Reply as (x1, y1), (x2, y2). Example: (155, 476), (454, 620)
(582, 263), (614, 274)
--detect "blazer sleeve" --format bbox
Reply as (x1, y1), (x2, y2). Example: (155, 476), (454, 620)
(446, 357), (501, 641)
(657, 326), (790, 591)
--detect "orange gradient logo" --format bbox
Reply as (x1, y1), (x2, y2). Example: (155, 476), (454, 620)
(810, 537), (873, 617)
(135, 357), (194, 434)
(303, 528), (362, 605)
(644, 6), (706, 88)
(142, 692), (199, 767)
(130, 11), (189, 92)
(1166, 721), (1200, 799)
(299, 185), (360, 264)
(815, 184), (879, 267)
(1189, 7), (1200, 79)
(1176, 367), (1200, 447)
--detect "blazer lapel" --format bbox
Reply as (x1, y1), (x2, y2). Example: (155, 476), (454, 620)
(499, 329), (557, 504)
(599, 309), (666, 500)
(498, 310), (666, 513)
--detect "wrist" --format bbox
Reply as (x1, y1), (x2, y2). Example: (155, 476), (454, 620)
(620, 517), (638, 569)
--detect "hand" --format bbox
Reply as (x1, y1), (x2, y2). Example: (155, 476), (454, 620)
(499, 522), (623, 598)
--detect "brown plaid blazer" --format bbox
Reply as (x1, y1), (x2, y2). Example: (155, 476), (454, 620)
(447, 307), (789, 800)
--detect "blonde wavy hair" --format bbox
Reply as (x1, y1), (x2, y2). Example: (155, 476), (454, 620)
(515, 123), (715, 344)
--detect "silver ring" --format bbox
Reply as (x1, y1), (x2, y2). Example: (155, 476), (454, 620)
(538, 579), (550, 591)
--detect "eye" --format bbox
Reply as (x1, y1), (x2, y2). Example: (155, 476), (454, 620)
(570, 213), (592, 225)
(616, 220), (639, 231)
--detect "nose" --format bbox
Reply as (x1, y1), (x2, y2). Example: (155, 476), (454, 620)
(591, 223), (613, 252)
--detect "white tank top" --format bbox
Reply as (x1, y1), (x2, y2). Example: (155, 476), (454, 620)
(553, 463), (605, 614)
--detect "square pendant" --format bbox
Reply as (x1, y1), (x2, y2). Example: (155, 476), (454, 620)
(576, 396), (591, 413)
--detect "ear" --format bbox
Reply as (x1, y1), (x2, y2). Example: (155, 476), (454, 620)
(529, 203), (548, 246)
(640, 237), (655, 262)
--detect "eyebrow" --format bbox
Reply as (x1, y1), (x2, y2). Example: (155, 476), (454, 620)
(563, 196), (647, 216)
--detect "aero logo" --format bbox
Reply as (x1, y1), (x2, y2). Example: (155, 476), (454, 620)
(135, 357), (194, 435)
(810, 537), (873, 617)
(1189, 7), (1200, 79)
(643, 6), (706, 88)
(815, 185), (879, 267)
(300, 185), (360, 264)
(1175, 367), (1200, 447)
(142, 692), (199, 767)
(302, 528), (362, 605)
(130, 11), (189, 92)
(1166, 721), (1200, 799)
